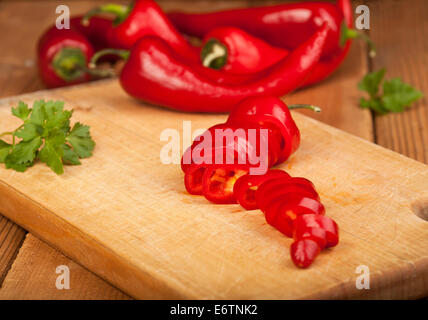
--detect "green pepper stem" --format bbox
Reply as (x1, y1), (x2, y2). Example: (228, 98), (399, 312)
(89, 49), (130, 69)
(81, 4), (131, 26)
(288, 104), (322, 113)
(200, 38), (228, 70)
(340, 23), (376, 58)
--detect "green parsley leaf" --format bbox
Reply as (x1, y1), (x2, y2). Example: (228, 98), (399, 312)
(0, 100), (95, 175)
(0, 140), (12, 163)
(11, 101), (31, 120)
(62, 144), (81, 165)
(39, 130), (66, 175)
(29, 100), (47, 126)
(358, 68), (386, 98)
(44, 100), (73, 131)
(358, 69), (423, 114)
(15, 123), (41, 141)
(5, 137), (42, 171)
(382, 78), (424, 113)
(66, 122), (95, 158)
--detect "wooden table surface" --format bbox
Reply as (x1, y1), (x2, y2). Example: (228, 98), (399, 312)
(0, 0), (426, 299)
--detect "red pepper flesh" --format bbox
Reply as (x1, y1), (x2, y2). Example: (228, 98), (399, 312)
(256, 177), (318, 212)
(233, 170), (290, 210)
(202, 165), (249, 204)
(227, 96), (300, 163)
(294, 214), (339, 248)
(290, 239), (321, 268)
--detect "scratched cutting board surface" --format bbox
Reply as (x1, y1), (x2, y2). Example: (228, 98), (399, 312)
(0, 79), (427, 299)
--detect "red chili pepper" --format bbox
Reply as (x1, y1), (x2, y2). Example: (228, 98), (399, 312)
(294, 214), (339, 248)
(181, 98), (318, 175)
(291, 214), (339, 267)
(290, 239), (321, 268)
(184, 163), (207, 195)
(293, 215), (328, 249)
(200, 27), (289, 73)
(169, 0), (355, 59)
(233, 170), (290, 210)
(82, 0), (198, 60)
(227, 97), (307, 163)
(202, 164), (249, 204)
(70, 16), (113, 51)
(256, 177), (319, 212)
(37, 28), (96, 88)
(178, 0), (373, 87)
(264, 194), (325, 237)
(90, 24), (329, 112)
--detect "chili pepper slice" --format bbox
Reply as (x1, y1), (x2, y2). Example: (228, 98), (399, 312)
(293, 216), (327, 249)
(182, 121), (279, 173)
(233, 170), (290, 210)
(202, 164), (249, 204)
(256, 177), (315, 206)
(294, 214), (339, 248)
(227, 96), (301, 163)
(256, 177), (319, 212)
(82, 0), (198, 60)
(184, 163), (207, 195)
(90, 24), (328, 112)
(290, 239), (321, 268)
(265, 194), (325, 237)
(200, 26), (289, 73)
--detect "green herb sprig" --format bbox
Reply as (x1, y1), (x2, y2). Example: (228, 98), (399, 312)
(358, 69), (423, 114)
(0, 100), (95, 175)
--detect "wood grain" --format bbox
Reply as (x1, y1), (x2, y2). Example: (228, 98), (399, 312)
(0, 79), (426, 299)
(368, 0), (428, 163)
(0, 234), (130, 300)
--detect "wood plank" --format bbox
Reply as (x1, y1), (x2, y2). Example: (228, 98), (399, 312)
(0, 216), (26, 284)
(0, 234), (130, 300)
(0, 79), (426, 299)
(0, 233), (131, 299)
(368, 0), (428, 164)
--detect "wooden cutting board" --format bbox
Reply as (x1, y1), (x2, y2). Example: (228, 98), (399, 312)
(0, 79), (427, 299)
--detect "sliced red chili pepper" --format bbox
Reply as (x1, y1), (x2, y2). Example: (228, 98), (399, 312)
(290, 239), (321, 268)
(184, 163), (207, 195)
(265, 195), (325, 237)
(227, 96), (300, 163)
(183, 122), (275, 173)
(256, 177), (319, 212)
(293, 216), (327, 249)
(233, 170), (290, 210)
(202, 165), (249, 204)
(294, 214), (339, 248)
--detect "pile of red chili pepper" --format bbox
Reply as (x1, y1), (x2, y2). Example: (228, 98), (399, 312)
(181, 96), (339, 268)
(36, 0), (372, 112)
